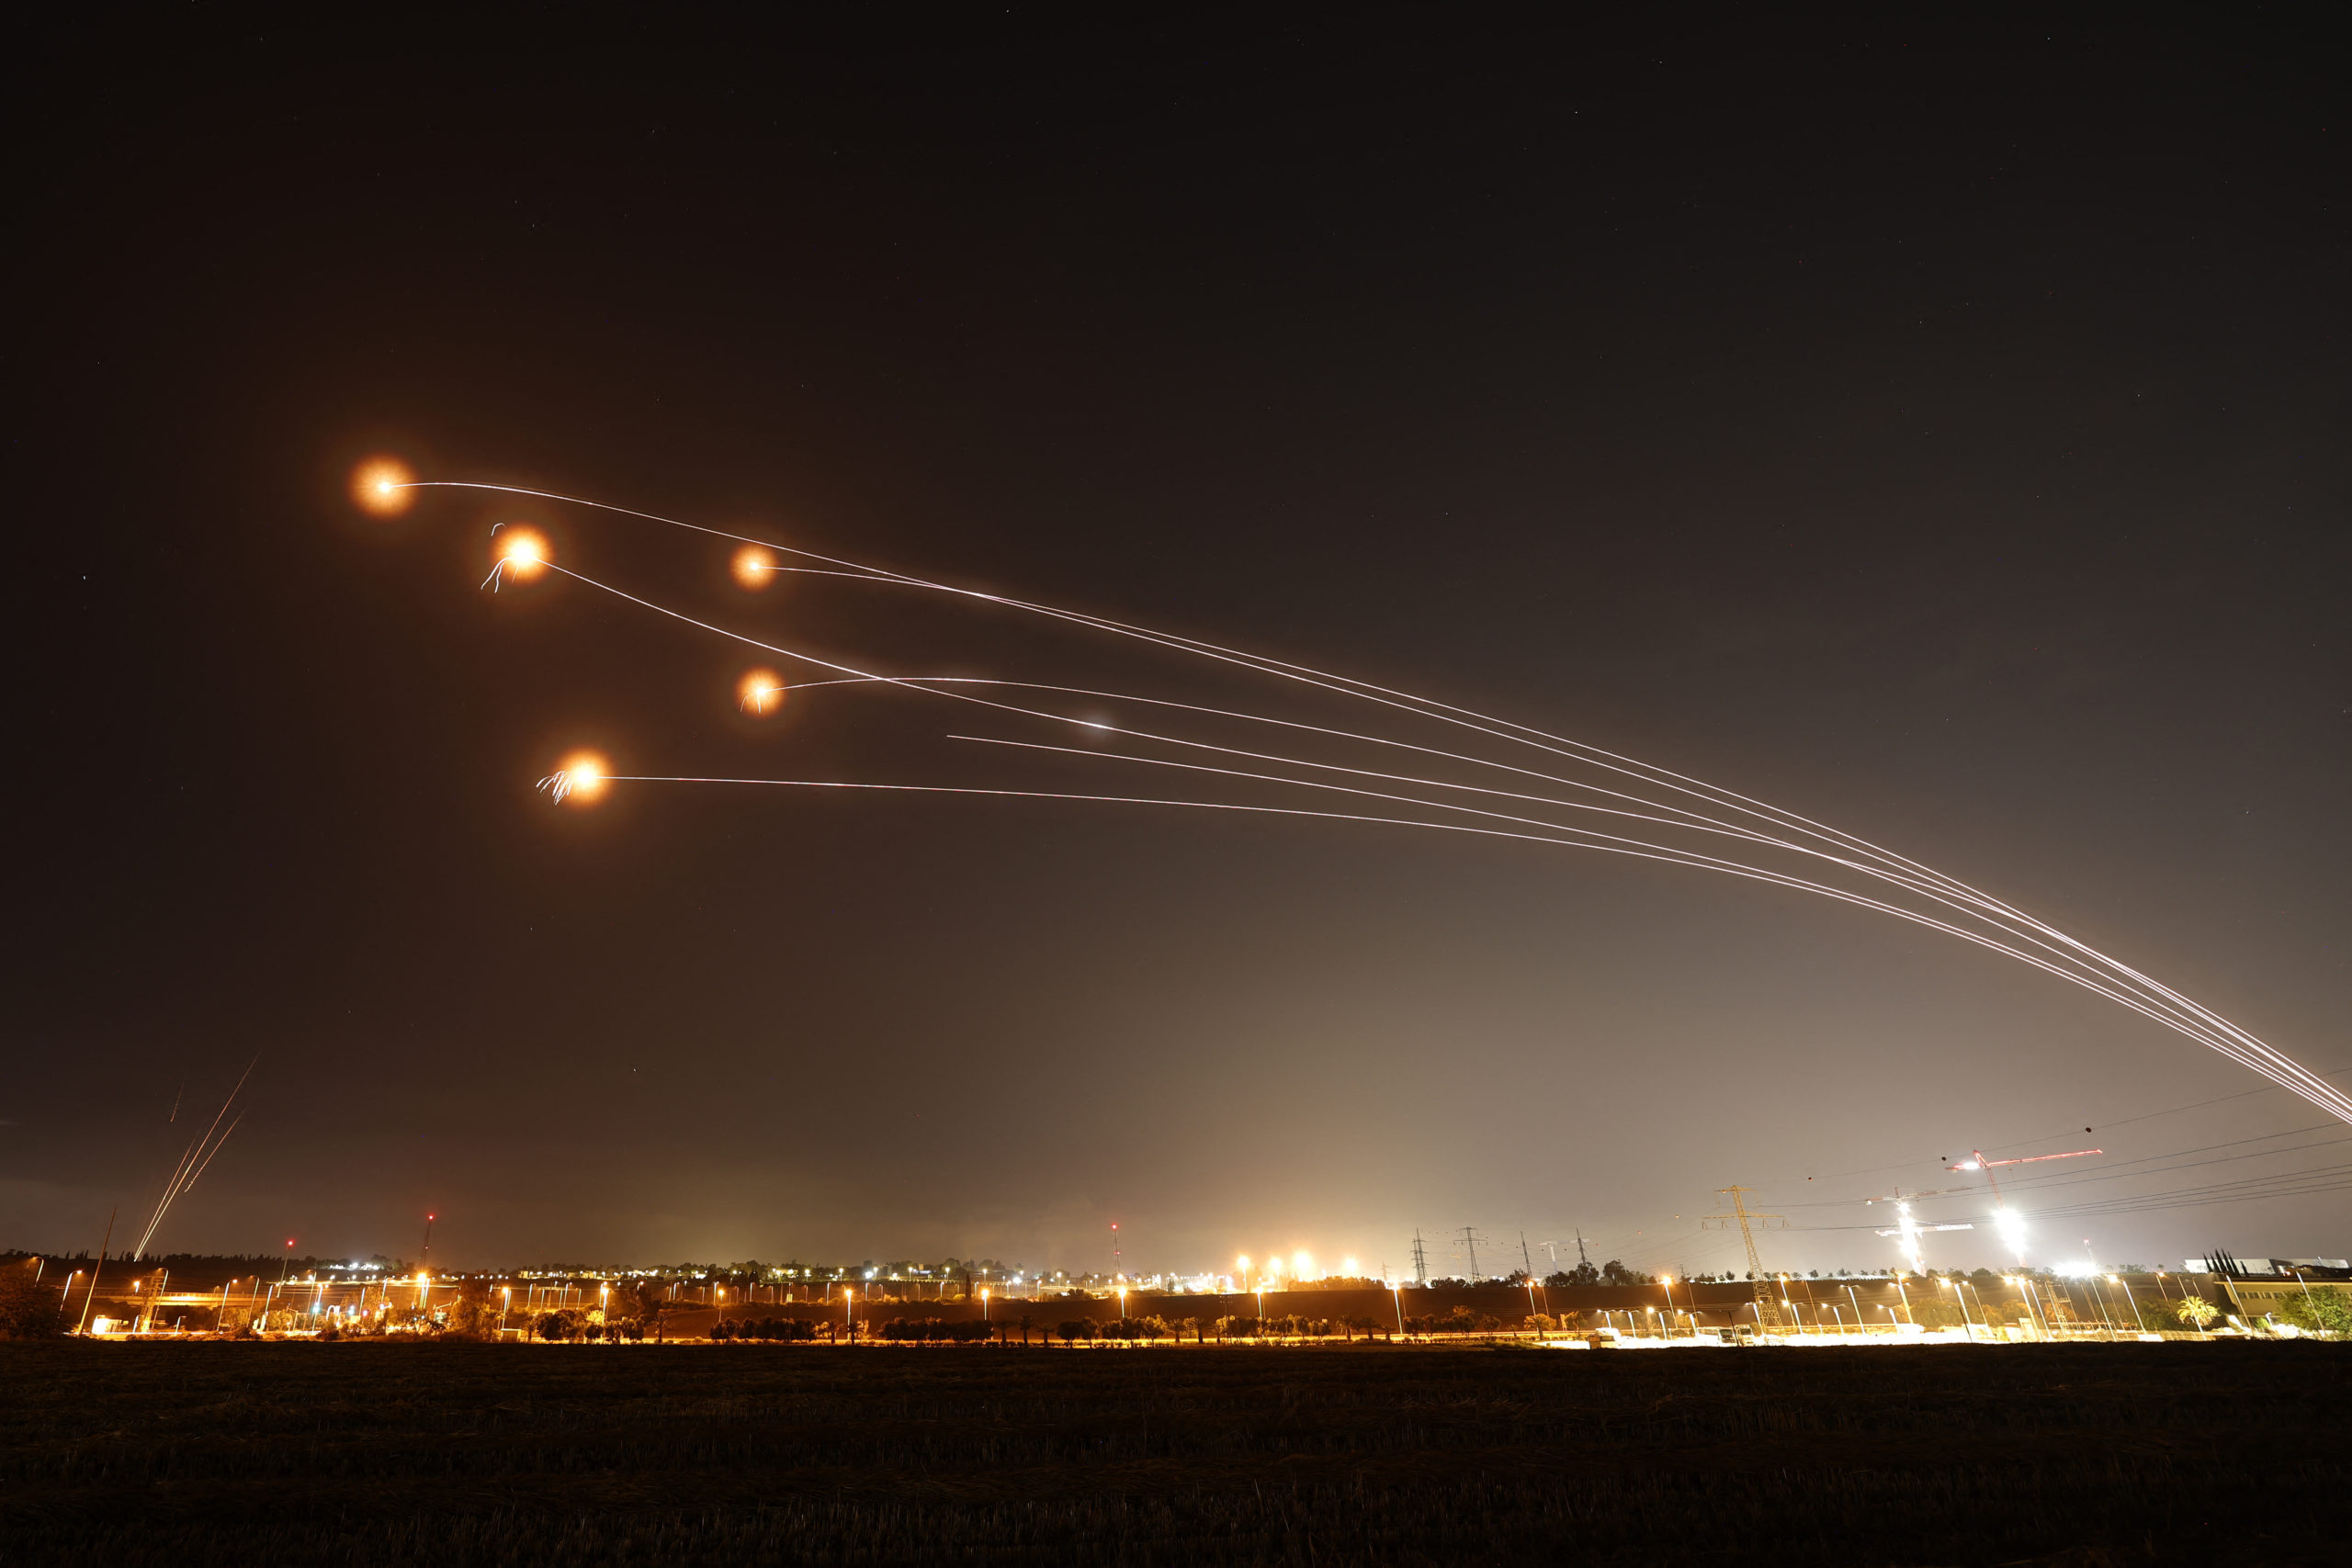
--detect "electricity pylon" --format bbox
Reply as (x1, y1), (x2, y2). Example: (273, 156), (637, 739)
(1455, 1227), (1484, 1284)
(1702, 1185), (1788, 1328)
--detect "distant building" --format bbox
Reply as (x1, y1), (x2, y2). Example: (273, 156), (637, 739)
(2187, 1252), (2351, 1280)
(2216, 1277), (2350, 1328)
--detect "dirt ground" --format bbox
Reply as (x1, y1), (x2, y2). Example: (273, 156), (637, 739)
(3, 1337), (2343, 1564)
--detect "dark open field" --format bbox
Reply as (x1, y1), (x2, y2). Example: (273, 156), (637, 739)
(3, 1339), (2343, 1565)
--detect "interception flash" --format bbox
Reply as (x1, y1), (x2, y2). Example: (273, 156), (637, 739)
(351, 457), (415, 516)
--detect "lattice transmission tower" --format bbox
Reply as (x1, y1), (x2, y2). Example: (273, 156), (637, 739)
(1702, 1185), (1789, 1328)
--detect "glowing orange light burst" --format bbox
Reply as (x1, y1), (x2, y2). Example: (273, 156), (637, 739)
(552, 750), (609, 807)
(351, 457), (414, 516)
(731, 545), (776, 589)
(496, 527), (550, 581)
(737, 667), (787, 716)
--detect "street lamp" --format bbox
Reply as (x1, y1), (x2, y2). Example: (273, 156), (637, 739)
(2006, 1277), (2048, 1340)
(500, 1286), (511, 1337)
(1939, 1277), (1979, 1342)
(2109, 1275), (2149, 1335)
(2079, 1275), (2119, 1340)
(1387, 1279), (1405, 1338)
(1659, 1276), (1677, 1340)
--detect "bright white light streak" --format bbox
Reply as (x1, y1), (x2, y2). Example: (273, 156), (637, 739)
(570, 766), (2289, 1070)
(569, 558), (2318, 1105)
(944, 733), (2297, 1077)
(131, 1056), (259, 1260)
(786, 677), (2295, 1073)
(526, 562), (2265, 1071)
(1993, 1206), (2030, 1263)
(426, 481), (2346, 1123)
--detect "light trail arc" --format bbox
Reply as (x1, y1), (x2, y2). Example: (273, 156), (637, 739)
(527, 557), (2312, 1096)
(413, 481), (2346, 1124)
(556, 765), (2291, 1079)
(417, 479), (2318, 1108)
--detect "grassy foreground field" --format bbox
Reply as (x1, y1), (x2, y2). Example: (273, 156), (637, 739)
(3, 1339), (2344, 1565)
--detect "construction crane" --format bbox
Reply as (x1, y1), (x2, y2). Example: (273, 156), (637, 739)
(1943, 1145), (2101, 1263)
(1864, 1187), (1974, 1272)
(1701, 1185), (1788, 1327)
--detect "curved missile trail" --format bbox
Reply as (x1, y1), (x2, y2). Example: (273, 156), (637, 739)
(935, 735), (2308, 1069)
(524, 555), (2319, 1102)
(536, 763), (2237, 1013)
(411, 480), (2349, 1124)
(557, 764), (2279, 1084)
(408, 481), (2300, 1066)
(799, 675), (2272, 1056)
(408, 481), (1960, 874)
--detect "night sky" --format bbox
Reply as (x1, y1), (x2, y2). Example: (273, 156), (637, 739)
(14, 13), (2346, 1278)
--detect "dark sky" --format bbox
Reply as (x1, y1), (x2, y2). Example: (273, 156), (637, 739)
(13, 12), (2346, 1278)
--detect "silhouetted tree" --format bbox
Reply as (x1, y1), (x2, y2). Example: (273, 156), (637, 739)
(0, 1265), (66, 1339)
(445, 1280), (497, 1339)
(2278, 1292), (2351, 1337)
